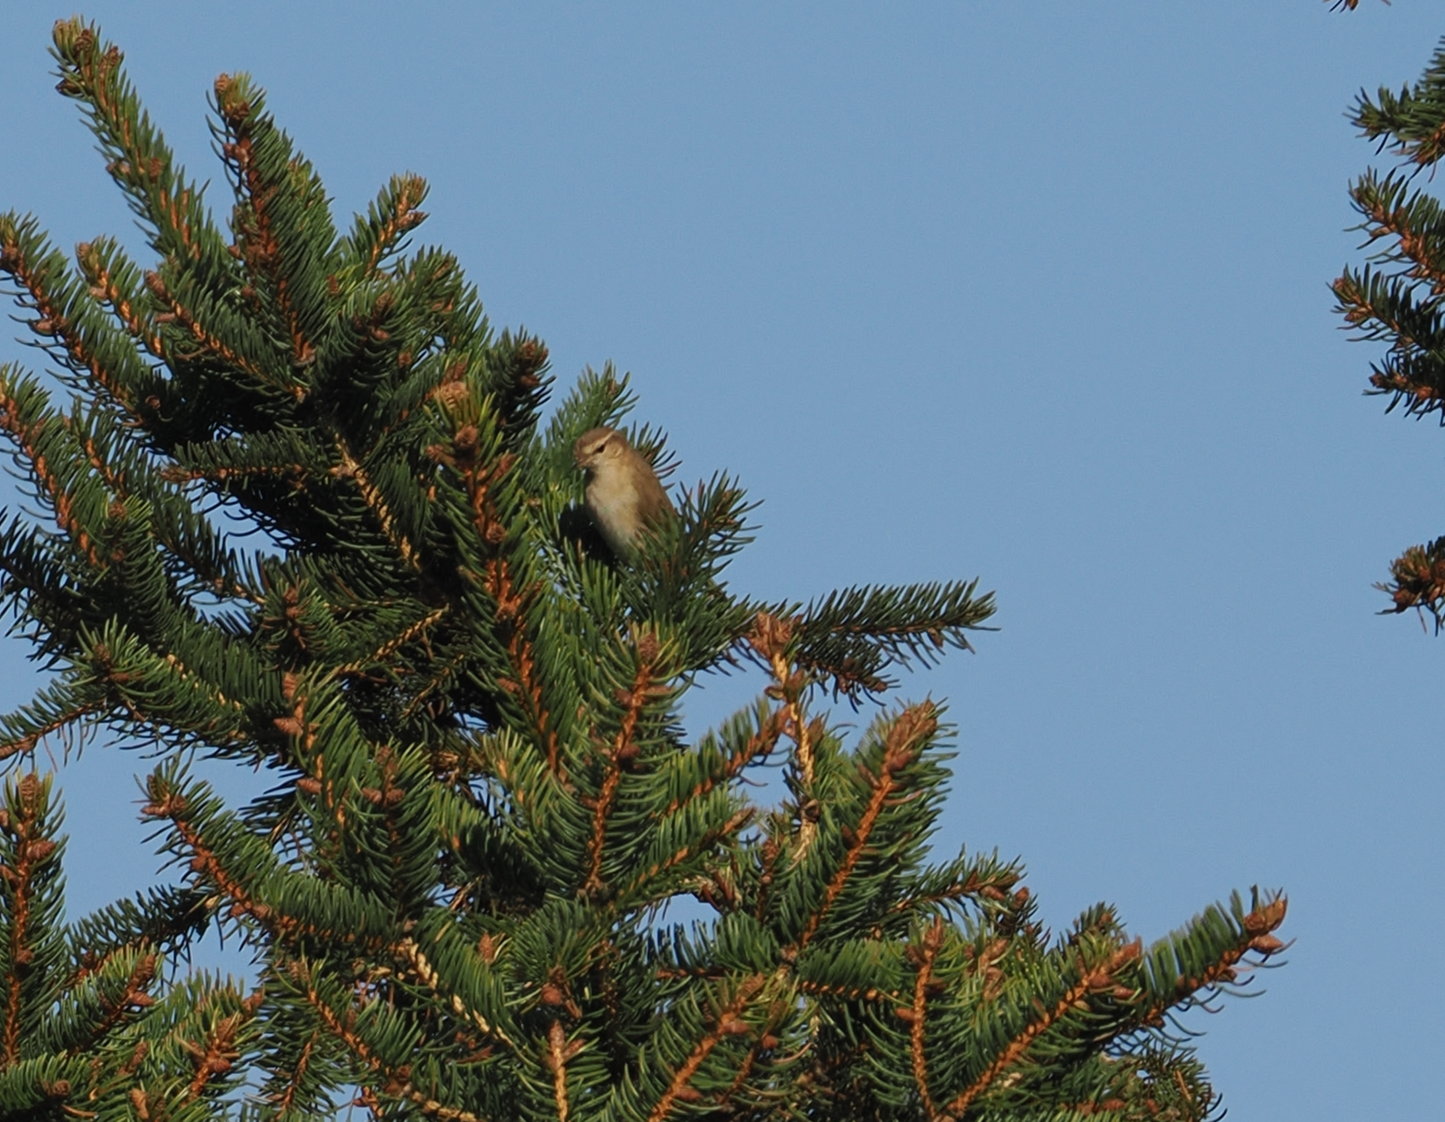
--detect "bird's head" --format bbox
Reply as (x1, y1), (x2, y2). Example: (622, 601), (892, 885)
(573, 426), (627, 475)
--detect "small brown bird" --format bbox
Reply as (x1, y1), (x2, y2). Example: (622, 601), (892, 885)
(573, 426), (674, 559)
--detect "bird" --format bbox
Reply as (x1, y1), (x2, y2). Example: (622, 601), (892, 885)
(573, 425), (674, 560)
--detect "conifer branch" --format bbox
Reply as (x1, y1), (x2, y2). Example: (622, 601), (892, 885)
(0, 217), (148, 413)
(435, 417), (563, 767)
(795, 967), (902, 1005)
(160, 650), (246, 716)
(287, 959), (493, 1122)
(76, 948), (160, 1051)
(356, 175), (430, 278)
(645, 973), (767, 1122)
(143, 269), (279, 389)
(51, 18), (227, 267)
(67, 888), (212, 980)
(661, 700), (788, 818)
(908, 917), (946, 1120)
(545, 1019), (573, 1121)
(488, 334), (551, 441)
(613, 807), (751, 905)
(0, 774), (60, 1064)
(748, 613), (820, 858)
(143, 778), (278, 936)
(74, 237), (166, 359)
(392, 934), (519, 1052)
(179, 994), (256, 1101)
(1379, 535), (1445, 620)
(69, 419), (126, 497)
(266, 1026), (324, 1116)
(142, 770), (389, 954)
(1351, 40), (1445, 167)
(798, 702), (938, 950)
(400, 646), (470, 724)
(0, 391), (103, 572)
(759, 579), (996, 698)
(1135, 895), (1288, 1032)
(336, 443), (421, 570)
(1332, 269), (1445, 417)
(943, 940), (1143, 1120)
(484, 560), (558, 769)
(212, 73), (320, 369)
(582, 631), (660, 897)
(336, 605), (450, 679)
(884, 860), (1024, 920)
(0, 697), (105, 762)
(1348, 171), (1445, 294)
(748, 828), (788, 924)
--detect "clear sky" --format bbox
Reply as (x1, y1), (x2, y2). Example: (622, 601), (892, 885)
(0, 3), (1439, 1117)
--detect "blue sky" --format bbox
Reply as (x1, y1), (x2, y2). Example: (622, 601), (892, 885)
(0, 3), (1439, 1117)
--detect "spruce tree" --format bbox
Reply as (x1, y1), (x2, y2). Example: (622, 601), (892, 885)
(1334, 28), (1445, 624)
(0, 19), (1286, 1120)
